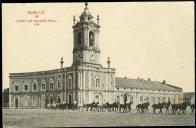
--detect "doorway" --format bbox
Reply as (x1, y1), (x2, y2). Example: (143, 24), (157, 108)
(15, 97), (18, 109)
(124, 94), (127, 104)
(68, 94), (72, 104)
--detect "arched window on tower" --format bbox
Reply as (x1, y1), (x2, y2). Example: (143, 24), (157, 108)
(89, 31), (94, 46)
(78, 32), (82, 45)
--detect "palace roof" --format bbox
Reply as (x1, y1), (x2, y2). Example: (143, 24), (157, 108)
(115, 77), (182, 92)
(183, 92), (195, 99)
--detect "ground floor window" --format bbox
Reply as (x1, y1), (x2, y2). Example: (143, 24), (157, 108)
(140, 96), (143, 103)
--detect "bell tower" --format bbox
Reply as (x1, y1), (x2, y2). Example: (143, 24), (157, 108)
(72, 3), (101, 66)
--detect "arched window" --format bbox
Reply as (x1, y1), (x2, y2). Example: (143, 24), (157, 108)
(78, 32), (82, 45)
(89, 31), (94, 46)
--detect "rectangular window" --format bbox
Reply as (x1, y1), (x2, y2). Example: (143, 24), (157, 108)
(33, 84), (37, 91)
(24, 85), (28, 91)
(50, 83), (54, 90)
(15, 85), (18, 91)
(68, 79), (71, 89)
(58, 81), (61, 90)
(42, 83), (45, 90)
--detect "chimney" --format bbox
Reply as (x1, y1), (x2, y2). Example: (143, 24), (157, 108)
(162, 80), (166, 84)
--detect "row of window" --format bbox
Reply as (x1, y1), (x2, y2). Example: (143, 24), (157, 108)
(116, 87), (177, 93)
(14, 79), (68, 92)
(116, 95), (181, 104)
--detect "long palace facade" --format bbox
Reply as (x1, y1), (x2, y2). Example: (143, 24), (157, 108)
(9, 3), (183, 109)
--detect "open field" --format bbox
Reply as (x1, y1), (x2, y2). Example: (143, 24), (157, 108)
(3, 108), (195, 127)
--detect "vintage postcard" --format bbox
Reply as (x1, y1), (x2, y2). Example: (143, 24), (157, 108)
(2, 2), (195, 127)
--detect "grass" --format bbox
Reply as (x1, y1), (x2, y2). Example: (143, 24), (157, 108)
(3, 108), (195, 127)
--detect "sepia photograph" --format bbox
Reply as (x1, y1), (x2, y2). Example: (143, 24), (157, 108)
(2, 2), (195, 127)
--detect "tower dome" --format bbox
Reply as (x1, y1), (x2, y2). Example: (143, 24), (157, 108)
(79, 2), (93, 22)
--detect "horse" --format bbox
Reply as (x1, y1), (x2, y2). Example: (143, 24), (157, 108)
(119, 103), (132, 113)
(112, 102), (119, 112)
(190, 104), (195, 114)
(164, 101), (171, 114)
(101, 103), (108, 112)
(136, 102), (150, 113)
(171, 103), (180, 115)
(57, 103), (68, 110)
(152, 102), (165, 114)
(84, 102), (99, 112)
(179, 102), (189, 115)
(171, 102), (189, 115)
(106, 102), (114, 112)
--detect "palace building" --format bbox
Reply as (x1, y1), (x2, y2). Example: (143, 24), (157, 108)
(9, 3), (183, 109)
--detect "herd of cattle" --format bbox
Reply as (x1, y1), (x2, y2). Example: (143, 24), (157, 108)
(46, 101), (195, 115)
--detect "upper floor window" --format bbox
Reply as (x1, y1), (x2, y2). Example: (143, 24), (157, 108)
(24, 85), (28, 91)
(50, 82), (54, 90)
(49, 78), (54, 90)
(58, 80), (62, 90)
(96, 78), (100, 88)
(33, 83), (37, 91)
(89, 31), (94, 46)
(42, 83), (46, 90)
(68, 77), (72, 89)
(15, 85), (19, 92)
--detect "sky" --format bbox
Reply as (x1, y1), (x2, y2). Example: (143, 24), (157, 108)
(2, 2), (195, 92)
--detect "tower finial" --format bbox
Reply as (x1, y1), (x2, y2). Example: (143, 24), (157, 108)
(97, 15), (99, 24)
(107, 57), (111, 68)
(85, 2), (88, 9)
(73, 16), (76, 24)
(60, 57), (64, 68)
